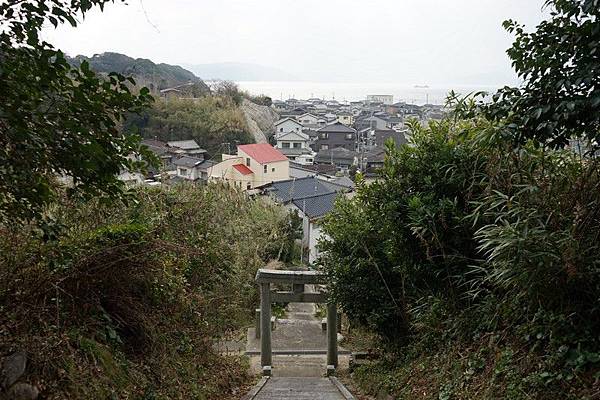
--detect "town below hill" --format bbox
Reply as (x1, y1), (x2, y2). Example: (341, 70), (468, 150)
(131, 91), (445, 188)
(124, 92), (445, 265)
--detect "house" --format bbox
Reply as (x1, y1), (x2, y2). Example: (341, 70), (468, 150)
(272, 100), (287, 112)
(291, 162), (337, 177)
(117, 171), (145, 185)
(210, 143), (289, 191)
(290, 163), (320, 179)
(166, 140), (207, 157)
(296, 113), (320, 126)
(264, 176), (335, 204)
(356, 115), (389, 131)
(387, 116), (403, 129)
(275, 131), (315, 164)
(324, 112), (338, 122)
(294, 192), (339, 264)
(311, 103), (328, 113)
(361, 146), (386, 174)
(261, 176), (353, 263)
(274, 118), (304, 138)
(141, 139), (175, 172)
(374, 129), (407, 147)
(337, 112), (354, 126)
(314, 147), (357, 172)
(281, 107), (308, 118)
(366, 94), (394, 105)
(313, 122), (357, 152)
(173, 156), (215, 181)
(159, 88), (183, 99)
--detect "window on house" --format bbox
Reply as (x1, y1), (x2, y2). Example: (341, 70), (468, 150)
(179, 168), (188, 176)
(246, 157), (250, 166)
(293, 142), (301, 148)
(321, 144), (329, 150)
(280, 128), (283, 132)
(264, 165), (267, 173)
(272, 167), (275, 172)
(321, 133), (328, 139)
(346, 133), (353, 140)
(247, 183), (252, 190)
(282, 142), (290, 148)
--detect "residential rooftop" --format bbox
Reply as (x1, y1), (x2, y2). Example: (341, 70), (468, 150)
(238, 143), (288, 164)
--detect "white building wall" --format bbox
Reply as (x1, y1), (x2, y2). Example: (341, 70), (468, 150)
(308, 221), (326, 264)
(275, 120), (303, 137)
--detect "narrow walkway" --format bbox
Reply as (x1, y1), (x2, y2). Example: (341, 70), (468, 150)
(248, 377), (349, 400)
(244, 301), (354, 399)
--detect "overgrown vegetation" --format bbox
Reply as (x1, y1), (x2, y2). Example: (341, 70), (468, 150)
(123, 79), (274, 157)
(0, 184), (298, 398)
(1, 3), (289, 398)
(125, 95), (254, 157)
(0, 0), (154, 224)
(320, 1), (600, 398)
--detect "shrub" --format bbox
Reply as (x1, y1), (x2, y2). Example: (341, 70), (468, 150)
(0, 184), (296, 398)
(319, 102), (600, 396)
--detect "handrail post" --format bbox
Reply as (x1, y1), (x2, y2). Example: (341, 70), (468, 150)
(260, 282), (272, 375)
(327, 302), (338, 370)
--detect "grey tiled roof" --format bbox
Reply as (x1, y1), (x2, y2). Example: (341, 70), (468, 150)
(293, 163), (337, 175)
(375, 130), (407, 147)
(173, 156), (204, 168)
(316, 122), (356, 134)
(364, 147), (386, 162)
(292, 192), (339, 219)
(322, 176), (355, 190)
(265, 176), (335, 203)
(278, 146), (314, 156)
(173, 157), (215, 169)
(198, 160), (217, 171)
(315, 147), (357, 163)
(167, 140), (205, 151)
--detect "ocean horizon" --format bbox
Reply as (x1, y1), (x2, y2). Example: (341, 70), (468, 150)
(235, 81), (504, 105)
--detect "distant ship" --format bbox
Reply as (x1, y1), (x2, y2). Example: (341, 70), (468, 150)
(414, 84), (430, 89)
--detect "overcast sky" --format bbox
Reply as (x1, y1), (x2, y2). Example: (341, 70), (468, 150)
(42, 0), (548, 85)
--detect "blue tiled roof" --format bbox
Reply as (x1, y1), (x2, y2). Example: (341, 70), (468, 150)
(292, 192), (339, 219)
(266, 176), (335, 203)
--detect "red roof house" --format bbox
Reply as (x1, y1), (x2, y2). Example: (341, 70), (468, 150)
(232, 164), (254, 175)
(238, 144), (288, 164)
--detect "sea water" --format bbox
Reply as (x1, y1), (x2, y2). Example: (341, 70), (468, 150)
(236, 81), (502, 105)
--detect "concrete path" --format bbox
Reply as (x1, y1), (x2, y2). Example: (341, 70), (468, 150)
(248, 377), (347, 400)
(243, 300), (355, 399)
(246, 302), (347, 355)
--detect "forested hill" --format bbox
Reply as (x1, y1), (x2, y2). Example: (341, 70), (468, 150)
(67, 52), (210, 95)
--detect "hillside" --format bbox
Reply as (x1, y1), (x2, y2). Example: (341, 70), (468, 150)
(67, 52), (210, 95)
(0, 185), (298, 399)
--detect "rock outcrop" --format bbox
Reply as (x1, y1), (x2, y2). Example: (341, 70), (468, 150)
(1, 351), (38, 399)
(1, 352), (26, 390)
(240, 99), (279, 144)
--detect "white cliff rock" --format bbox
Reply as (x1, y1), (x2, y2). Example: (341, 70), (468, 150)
(240, 99), (279, 144)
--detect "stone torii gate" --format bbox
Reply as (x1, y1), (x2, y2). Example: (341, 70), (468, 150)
(255, 268), (338, 377)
